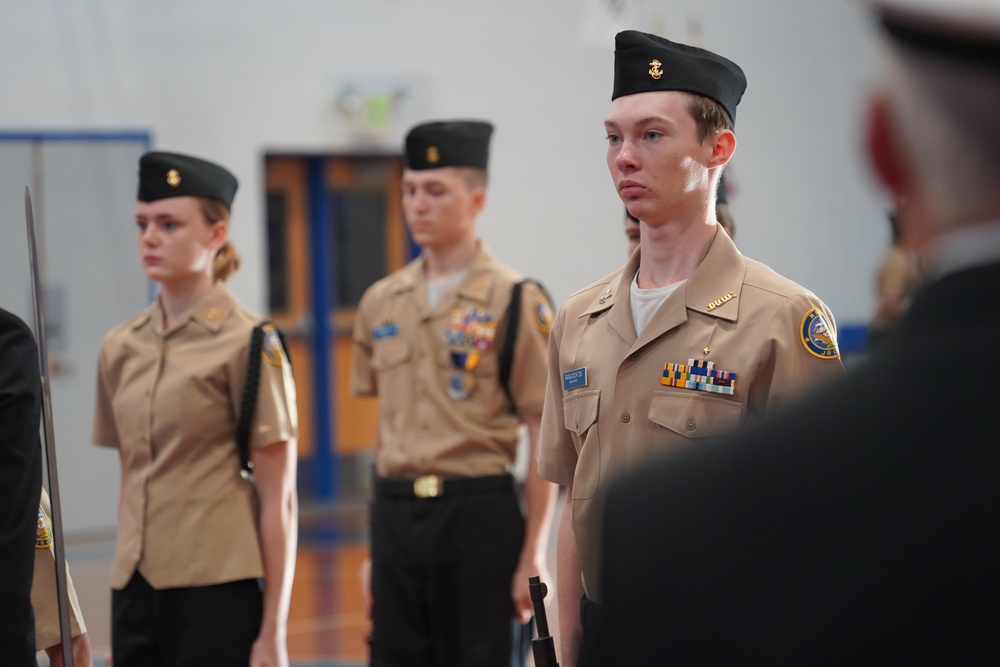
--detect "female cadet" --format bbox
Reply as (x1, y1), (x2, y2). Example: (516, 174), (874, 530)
(92, 151), (298, 667)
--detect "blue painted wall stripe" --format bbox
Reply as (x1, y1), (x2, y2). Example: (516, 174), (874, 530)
(307, 158), (336, 500)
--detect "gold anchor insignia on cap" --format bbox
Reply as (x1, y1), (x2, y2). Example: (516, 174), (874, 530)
(166, 169), (182, 187)
(426, 146), (440, 164)
(649, 59), (663, 80)
(599, 287), (613, 304)
(204, 307), (226, 321)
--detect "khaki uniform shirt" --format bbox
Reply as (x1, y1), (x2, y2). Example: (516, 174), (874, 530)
(92, 283), (297, 590)
(538, 229), (844, 602)
(32, 488), (86, 651)
(351, 244), (552, 478)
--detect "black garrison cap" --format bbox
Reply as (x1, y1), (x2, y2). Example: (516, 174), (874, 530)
(874, 0), (1000, 66)
(138, 151), (239, 208)
(405, 121), (494, 171)
(612, 30), (747, 125)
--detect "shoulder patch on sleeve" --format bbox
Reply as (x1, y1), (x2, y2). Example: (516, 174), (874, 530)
(531, 295), (554, 334)
(261, 324), (287, 367)
(800, 307), (840, 359)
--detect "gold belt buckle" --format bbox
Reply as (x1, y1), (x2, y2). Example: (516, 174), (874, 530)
(413, 474), (442, 499)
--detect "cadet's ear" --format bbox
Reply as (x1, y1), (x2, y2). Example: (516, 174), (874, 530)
(470, 186), (487, 217)
(706, 129), (736, 169)
(866, 94), (908, 196)
(208, 218), (229, 251)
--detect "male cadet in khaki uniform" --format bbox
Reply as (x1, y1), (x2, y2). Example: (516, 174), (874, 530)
(33, 488), (92, 666)
(537, 31), (845, 666)
(351, 120), (558, 667)
(600, 3), (1000, 662)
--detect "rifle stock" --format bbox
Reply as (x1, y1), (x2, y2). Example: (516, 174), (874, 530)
(528, 575), (559, 667)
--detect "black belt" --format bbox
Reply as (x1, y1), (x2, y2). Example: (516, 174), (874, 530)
(374, 473), (514, 499)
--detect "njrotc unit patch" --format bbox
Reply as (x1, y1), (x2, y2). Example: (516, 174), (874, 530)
(799, 307), (840, 360)
(36, 506), (53, 549)
(533, 296), (554, 334)
(662, 359), (737, 395)
(261, 323), (288, 366)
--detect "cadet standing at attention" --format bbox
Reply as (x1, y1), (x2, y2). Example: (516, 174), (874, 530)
(600, 2), (1000, 661)
(92, 152), (298, 667)
(351, 120), (558, 667)
(537, 31), (845, 666)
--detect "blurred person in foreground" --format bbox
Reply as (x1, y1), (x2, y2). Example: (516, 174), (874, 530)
(0, 307), (43, 665)
(601, 1), (1000, 663)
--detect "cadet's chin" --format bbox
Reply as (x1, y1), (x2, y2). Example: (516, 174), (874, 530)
(141, 264), (168, 283)
(408, 230), (434, 248)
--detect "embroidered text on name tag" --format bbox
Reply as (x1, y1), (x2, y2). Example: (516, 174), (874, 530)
(563, 367), (588, 391)
(373, 322), (399, 339)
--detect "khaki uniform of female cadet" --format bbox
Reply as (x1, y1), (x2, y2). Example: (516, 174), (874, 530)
(536, 30), (845, 666)
(350, 121), (555, 667)
(92, 152), (297, 665)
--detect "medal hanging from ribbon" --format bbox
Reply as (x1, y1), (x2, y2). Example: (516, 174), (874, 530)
(444, 307), (497, 400)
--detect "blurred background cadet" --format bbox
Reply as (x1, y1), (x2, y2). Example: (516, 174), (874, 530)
(715, 171), (736, 241)
(350, 120), (556, 667)
(92, 152), (298, 667)
(623, 207), (641, 256)
(870, 206), (921, 340)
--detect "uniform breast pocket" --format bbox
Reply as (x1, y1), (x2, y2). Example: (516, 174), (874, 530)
(563, 390), (601, 499)
(648, 390), (744, 439)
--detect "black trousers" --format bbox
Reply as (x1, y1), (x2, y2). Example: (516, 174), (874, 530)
(369, 476), (525, 667)
(112, 571), (263, 667)
(578, 595), (613, 667)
